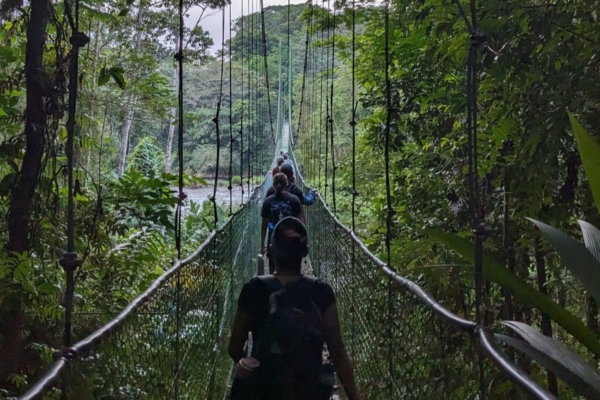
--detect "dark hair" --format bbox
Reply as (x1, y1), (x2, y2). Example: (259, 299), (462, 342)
(271, 217), (308, 271)
(276, 156), (284, 165)
(279, 162), (294, 179)
(273, 173), (288, 195)
(282, 153), (289, 160)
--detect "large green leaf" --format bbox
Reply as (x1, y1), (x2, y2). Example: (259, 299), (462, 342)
(528, 218), (600, 302)
(496, 331), (600, 400)
(568, 111), (600, 214)
(578, 220), (600, 264)
(425, 229), (600, 357)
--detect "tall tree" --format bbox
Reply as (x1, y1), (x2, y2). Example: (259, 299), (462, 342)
(1, 0), (50, 384)
(118, 3), (145, 177)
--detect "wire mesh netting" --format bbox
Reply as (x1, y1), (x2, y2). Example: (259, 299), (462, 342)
(21, 175), (272, 400)
(287, 140), (548, 400)
(22, 122), (552, 400)
(304, 198), (519, 399)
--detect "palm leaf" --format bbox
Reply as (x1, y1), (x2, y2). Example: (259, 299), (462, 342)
(499, 321), (600, 399)
(528, 218), (600, 302)
(568, 111), (600, 214)
(425, 229), (600, 357)
(578, 220), (600, 264)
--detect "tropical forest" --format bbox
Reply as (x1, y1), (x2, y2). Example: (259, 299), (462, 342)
(1, 0), (600, 399)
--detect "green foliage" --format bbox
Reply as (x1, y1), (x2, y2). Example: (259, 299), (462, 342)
(97, 66), (126, 89)
(568, 112), (600, 214)
(107, 168), (177, 231)
(130, 137), (166, 179)
(425, 228), (600, 357)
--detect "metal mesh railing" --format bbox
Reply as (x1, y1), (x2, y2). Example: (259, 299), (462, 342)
(20, 175), (273, 400)
(21, 121), (553, 400)
(286, 127), (553, 400)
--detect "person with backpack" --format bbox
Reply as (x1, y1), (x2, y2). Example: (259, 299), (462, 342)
(266, 163), (316, 207)
(282, 152), (294, 167)
(260, 173), (302, 260)
(229, 217), (361, 400)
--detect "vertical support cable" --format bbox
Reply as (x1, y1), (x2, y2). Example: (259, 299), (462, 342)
(173, 0), (186, 395)
(62, 0), (88, 349)
(318, 0), (325, 192)
(451, 0), (488, 396)
(329, 0), (336, 214)
(276, 39), (283, 144)
(259, 0), (275, 144)
(324, 0), (330, 203)
(240, 0), (245, 204)
(228, 4), (234, 215)
(350, 0), (357, 233)
(249, 0), (254, 187)
(297, 9), (310, 135)
(212, 7), (226, 228)
(383, 2), (395, 394)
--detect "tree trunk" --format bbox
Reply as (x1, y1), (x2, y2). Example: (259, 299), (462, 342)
(0, 0), (50, 385)
(165, 65), (178, 172)
(118, 96), (135, 176)
(117, 4), (144, 177)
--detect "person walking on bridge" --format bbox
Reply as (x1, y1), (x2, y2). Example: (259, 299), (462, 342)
(260, 173), (302, 272)
(228, 217), (361, 400)
(272, 156), (285, 176)
(266, 163), (316, 206)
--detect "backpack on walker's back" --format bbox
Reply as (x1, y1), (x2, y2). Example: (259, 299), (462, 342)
(254, 276), (325, 387)
(267, 197), (293, 230)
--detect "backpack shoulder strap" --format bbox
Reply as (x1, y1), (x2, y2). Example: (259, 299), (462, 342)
(257, 275), (283, 294)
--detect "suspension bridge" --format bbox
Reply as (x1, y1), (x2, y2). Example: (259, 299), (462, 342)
(19, 118), (552, 400)
(14, 0), (564, 399)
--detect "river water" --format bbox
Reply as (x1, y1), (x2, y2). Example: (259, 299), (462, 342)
(181, 184), (248, 208)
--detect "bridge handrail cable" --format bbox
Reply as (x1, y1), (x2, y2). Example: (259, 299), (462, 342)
(285, 122), (554, 400)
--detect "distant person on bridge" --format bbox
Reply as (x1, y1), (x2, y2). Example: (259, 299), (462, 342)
(267, 163), (316, 206)
(260, 173), (303, 273)
(228, 217), (361, 400)
(272, 156), (285, 176)
(282, 152), (294, 167)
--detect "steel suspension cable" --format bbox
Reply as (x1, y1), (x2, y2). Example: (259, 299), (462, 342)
(329, 0), (336, 214)
(240, 0), (245, 204)
(62, 0), (89, 348)
(228, 4), (234, 215)
(212, 7), (226, 227)
(318, 1), (325, 192)
(250, 0), (255, 186)
(324, 0), (330, 203)
(247, 0), (252, 191)
(351, 0), (357, 232)
(297, 2), (311, 135)
(259, 0), (275, 145)
(451, 0), (488, 395)
(383, 2), (397, 391)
